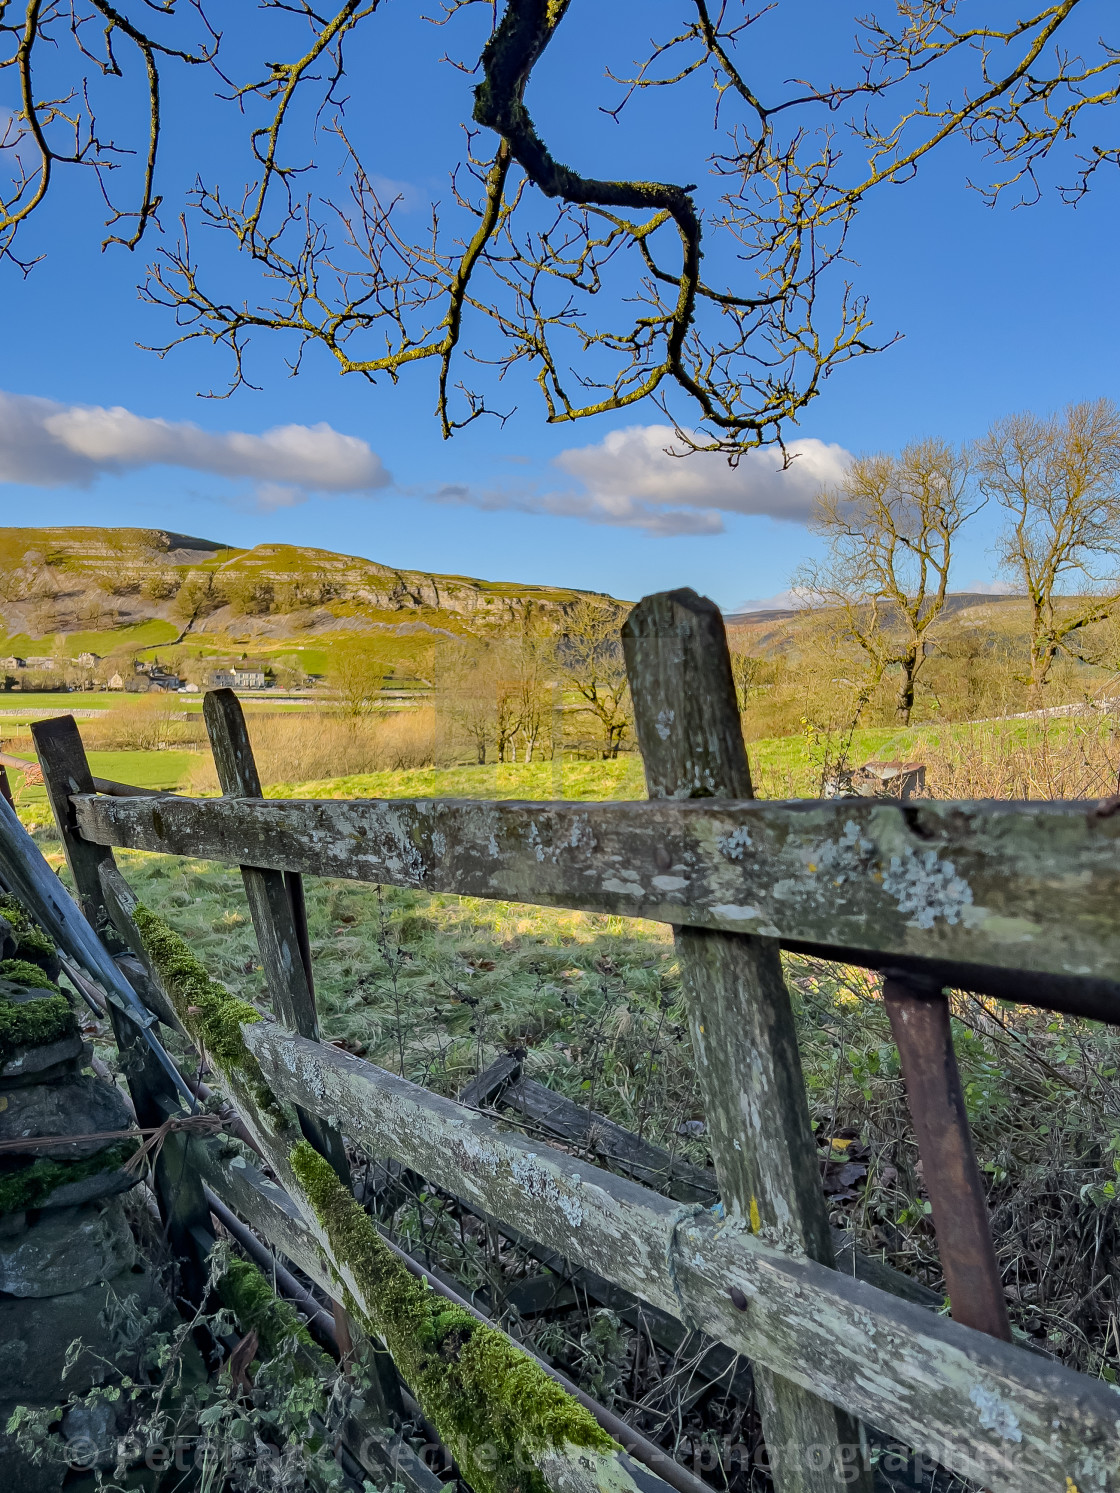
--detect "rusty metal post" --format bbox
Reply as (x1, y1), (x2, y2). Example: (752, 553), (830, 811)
(882, 972), (1011, 1341)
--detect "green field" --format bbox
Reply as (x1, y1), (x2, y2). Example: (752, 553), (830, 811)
(0, 692), (114, 713)
(0, 619), (181, 657)
(9, 750), (200, 825)
(267, 756), (648, 802)
(4, 707), (1115, 819)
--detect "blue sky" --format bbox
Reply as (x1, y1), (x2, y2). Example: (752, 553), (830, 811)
(2, 2), (1116, 610)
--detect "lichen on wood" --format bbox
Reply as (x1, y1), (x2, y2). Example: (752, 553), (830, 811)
(290, 1139), (621, 1493)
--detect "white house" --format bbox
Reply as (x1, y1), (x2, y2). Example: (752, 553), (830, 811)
(210, 668), (267, 690)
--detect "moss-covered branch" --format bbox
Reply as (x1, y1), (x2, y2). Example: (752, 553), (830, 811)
(132, 904), (285, 1124)
(291, 1139), (631, 1493)
(217, 1254), (327, 1370)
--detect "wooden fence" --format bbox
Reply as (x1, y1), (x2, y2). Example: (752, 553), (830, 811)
(30, 588), (1120, 1493)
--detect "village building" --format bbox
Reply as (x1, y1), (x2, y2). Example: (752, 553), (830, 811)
(209, 667), (268, 690)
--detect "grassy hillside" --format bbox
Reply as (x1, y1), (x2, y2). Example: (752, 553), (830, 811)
(0, 526), (624, 687)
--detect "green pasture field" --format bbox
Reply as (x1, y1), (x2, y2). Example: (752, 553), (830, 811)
(0, 693), (114, 713)
(0, 620), (181, 657)
(7, 751), (201, 823)
(4, 709), (1114, 821)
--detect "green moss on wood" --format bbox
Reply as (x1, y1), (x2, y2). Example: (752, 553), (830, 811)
(0, 988), (76, 1061)
(0, 1142), (136, 1215)
(290, 1140), (615, 1493)
(0, 959), (58, 991)
(132, 905), (280, 1120)
(217, 1255), (327, 1371)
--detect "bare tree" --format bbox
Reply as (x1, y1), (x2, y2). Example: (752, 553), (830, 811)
(4, 5), (1117, 460)
(437, 641), (496, 765)
(558, 599), (632, 757)
(977, 399), (1120, 695)
(329, 642), (390, 719)
(797, 440), (979, 724)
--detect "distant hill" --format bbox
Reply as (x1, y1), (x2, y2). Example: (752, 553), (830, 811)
(0, 527), (624, 684)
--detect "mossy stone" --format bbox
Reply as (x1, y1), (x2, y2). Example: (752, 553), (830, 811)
(0, 986), (78, 1067)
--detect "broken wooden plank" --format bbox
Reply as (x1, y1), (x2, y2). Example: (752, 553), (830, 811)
(457, 1051), (525, 1110)
(70, 789), (1120, 1004)
(500, 1074), (716, 1203)
(244, 1022), (1120, 1493)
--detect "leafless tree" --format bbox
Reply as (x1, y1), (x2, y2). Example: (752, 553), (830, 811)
(329, 641), (390, 718)
(977, 398), (1120, 694)
(4, 4), (1117, 459)
(558, 598), (632, 757)
(797, 440), (979, 724)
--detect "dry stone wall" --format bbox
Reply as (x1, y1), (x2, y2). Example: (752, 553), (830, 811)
(0, 896), (164, 1489)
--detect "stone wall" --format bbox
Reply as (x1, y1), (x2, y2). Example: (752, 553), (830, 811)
(0, 895), (166, 1488)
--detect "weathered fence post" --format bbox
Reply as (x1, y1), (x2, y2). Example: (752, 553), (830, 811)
(31, 714), (214, 1302)
(622, 589), (874, 1493)
(202, 688), (351, 1184)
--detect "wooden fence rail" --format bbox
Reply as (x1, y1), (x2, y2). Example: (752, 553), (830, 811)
(30, 587), (1120, 1493)
(70, 788), (1120, 1019)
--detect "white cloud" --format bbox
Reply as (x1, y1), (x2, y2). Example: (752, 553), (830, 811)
(368, 174), (428, 213)
(553, 425), (851, 533)
(0, 390), (390, 504)
(429, 481), (724, 537)
(428, 425), (852, 538)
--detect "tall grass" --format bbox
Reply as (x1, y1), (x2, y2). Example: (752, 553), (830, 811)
(188, 706), (435, 790)
(920, 717), (1120, 800)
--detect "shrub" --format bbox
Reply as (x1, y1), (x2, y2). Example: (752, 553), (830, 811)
(189, 707), (435, 790)
(82, 695), (205, 752)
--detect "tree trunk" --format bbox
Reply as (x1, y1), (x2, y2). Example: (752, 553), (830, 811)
(1029, 630), (1059, 697)
(896, 656), (916, 724)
